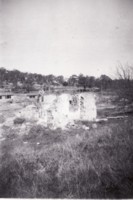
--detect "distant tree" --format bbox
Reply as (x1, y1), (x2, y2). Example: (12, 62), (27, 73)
(68, 75), (78, 86)
(115, 63), (133, 101)
(116, 63), (133, 88)
(85, 76), (96, 88)
(46, 74), (55, 85)
(63, 81), (68, 86)
(0, 68), (6, 86)
(99, 74), (112, 90)
(116, 63), (133, 80)
(78, 74), (88, 89)
(57, 76), (64, 85)
(22, 83), (34, 92)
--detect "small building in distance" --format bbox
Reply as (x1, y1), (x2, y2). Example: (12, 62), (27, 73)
(0, 92), (14, 100)
(27, 92), (39, 99)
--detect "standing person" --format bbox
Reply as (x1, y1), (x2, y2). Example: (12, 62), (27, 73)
(37, 87), (45, 117)
(37, 87), (44, 103)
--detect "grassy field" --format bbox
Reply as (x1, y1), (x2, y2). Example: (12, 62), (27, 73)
(0, 92), (133, 198)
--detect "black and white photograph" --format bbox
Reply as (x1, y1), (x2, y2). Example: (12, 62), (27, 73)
(0, 0), (133, 198)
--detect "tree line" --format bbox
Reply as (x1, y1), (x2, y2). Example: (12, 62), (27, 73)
(0, 65), (133, 98)
(0, 67), (113, 91)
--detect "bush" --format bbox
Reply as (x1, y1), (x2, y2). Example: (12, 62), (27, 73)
(14, 117), (26, 125)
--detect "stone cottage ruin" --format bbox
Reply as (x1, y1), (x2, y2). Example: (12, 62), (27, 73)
(37, 92), (97, 128)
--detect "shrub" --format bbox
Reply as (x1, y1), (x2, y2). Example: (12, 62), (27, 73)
(14, 117), (26, 125)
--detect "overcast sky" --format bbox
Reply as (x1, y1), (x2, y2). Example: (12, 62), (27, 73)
(0, 0), (133, 77)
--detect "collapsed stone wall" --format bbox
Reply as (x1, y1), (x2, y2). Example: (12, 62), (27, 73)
(80, 93), (97, 121)
(17, 92), (97, 129)
(39, 92), (97, 128)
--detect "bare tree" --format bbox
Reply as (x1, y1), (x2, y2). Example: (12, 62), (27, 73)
(116, 63), (133, 101)
(116, 63), (133, 81)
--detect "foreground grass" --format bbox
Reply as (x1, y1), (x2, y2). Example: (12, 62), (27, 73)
(0, 117), (133, 198)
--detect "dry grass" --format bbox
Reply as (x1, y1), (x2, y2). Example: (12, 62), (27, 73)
(0, 116), (133, 198)
(0, 115), (5, 124)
